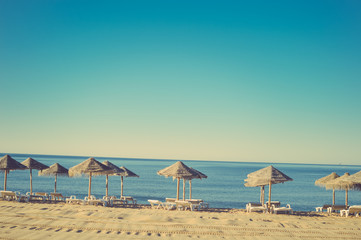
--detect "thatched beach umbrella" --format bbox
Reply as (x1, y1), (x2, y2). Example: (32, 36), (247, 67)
(0, 155), (27, 191)
(39, 163), (68, 193)
(315, 172), (340, 205)
(69, 158), (113, 198)
(21, 157), (48, 194)
(101, 161), (124, 197)
(116, 166), (139, 197)
(338, 170), (361, 190)
(157, 161), (203, 201)
(325, 173), (350, 206)
(186, 167), (207, 199)
(244, 166), (293, 209)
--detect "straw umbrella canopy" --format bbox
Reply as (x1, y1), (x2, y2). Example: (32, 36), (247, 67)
(335, 170), (361, 190)
(69, 158), (114, 198)
(116, 166), (139, 197)
(315, 172), (340, 205)
(0, 154), (27, 191)
(38, 163), (68, 193)
(157, 161), (203, 201)
(186, 167), (207, 200)
(244, 166), (293, 209)
(101, 161), (124, 197)
(21, 157), (48, 194)
(325, 173), (350, 206)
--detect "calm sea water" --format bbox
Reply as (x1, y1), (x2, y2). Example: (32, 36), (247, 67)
(1, 153), (361, 212)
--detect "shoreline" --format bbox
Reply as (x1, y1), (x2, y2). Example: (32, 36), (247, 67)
(1, 201), (360, 239)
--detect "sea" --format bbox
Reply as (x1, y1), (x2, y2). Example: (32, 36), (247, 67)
(1, 153), (361, 212)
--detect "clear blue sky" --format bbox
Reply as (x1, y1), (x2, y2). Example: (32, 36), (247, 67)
(1, 0), (360, 164)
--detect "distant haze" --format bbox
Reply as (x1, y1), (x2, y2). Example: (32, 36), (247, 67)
(0, 1), (360, 165)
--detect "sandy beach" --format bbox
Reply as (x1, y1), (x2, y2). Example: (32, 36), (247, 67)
(0, 201), (360, 240)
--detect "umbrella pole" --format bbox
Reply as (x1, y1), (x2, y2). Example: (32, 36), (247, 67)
(345, 188), (348, 206)
(262, 186), (265, 205)
(189, 180), (192, 200)
(121, 176), (124, 197)
(332, 188), (335, 205)
(30, 169), (33, 194)
(88, 172), (92, 198)
(4, 170), (8, 191)
(183, 178), (185, 201)
(260, 187), (262, 203)
(268, 181), (272, 211)
(106, 175), (109, 197)
(176, 178), (180, 200)
(54, 173), (57, 193)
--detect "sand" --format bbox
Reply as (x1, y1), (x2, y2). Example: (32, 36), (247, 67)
(0, 201), (360, 239)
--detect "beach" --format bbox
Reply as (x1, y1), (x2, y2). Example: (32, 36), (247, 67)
(0, 201), (360, 239)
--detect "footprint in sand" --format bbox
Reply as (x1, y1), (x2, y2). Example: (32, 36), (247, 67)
(76, 230), (83, 233)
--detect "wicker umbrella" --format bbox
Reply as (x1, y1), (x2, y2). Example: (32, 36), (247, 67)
(116, 166), (139, 197)
(38, 163), (68, 193)
(0, 155), (27, 191)
(21, 157), (48, 194)
(315, 172), (340, 205)
(157, 161), (203, 201)
(325, 173), (350, 206)
(186, 167), (207, 199)
(101, 161), (124, 197)
(244, 166), (293, 209)
(69, 158), (113, 198)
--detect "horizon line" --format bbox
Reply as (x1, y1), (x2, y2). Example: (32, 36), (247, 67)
(1, 152), (360, 167)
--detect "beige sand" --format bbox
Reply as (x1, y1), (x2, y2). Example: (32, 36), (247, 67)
(0, 201), (360, 239)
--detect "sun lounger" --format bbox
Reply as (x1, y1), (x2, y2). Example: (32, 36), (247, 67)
(315, 204), (332, 212)
(50, 193), (67, 202)
(340, 205), (361, 217)
(103, 196), (126, 207)
(84, 195), (107, 206)
(272, 204), (293, 214)
(148, 199), (165, 209)
(267, 201), (281, 208)
(187, 199), (209, 210)
(27, 192), (48, 202)
(14, 192), (30, 202)
(246, 202), (268, 213)
(120, 196), (137, 206)
(0, 191), (28, 202)
(175, 200), (200, 211)
(327, 205), (348, 214)
(66, 195), (84, 205)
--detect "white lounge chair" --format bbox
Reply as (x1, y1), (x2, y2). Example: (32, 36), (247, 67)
(340, 205), (361, 217)
(121, 196), (137, 206)
(315, 204), (332, 212)
(187, 199), (209, 210)
(0, 191), (28, 202)
(66, 195), (84, 205)
(327, 205), (348, 214)
(148, 200), (165, 209)
(272, 204), (293, 214)
(84, 195), (107, 206)
(246, 202), (268, 213)
(50, 193), (67, 202)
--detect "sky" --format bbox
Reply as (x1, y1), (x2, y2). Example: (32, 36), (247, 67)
(0, 0), (360, 164)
